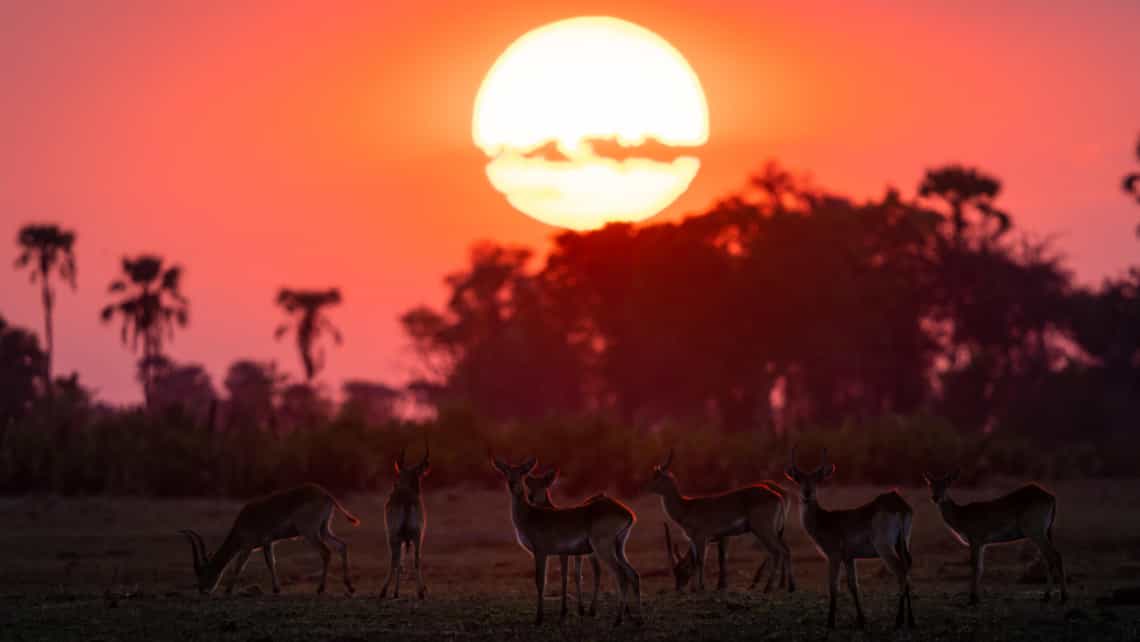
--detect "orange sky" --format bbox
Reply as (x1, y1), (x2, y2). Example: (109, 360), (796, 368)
(2, 1), (1138, 404)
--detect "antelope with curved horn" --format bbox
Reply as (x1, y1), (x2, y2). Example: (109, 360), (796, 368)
(646, 449), (793, 593)
(178, 483), (360, 595)
(524, 466), (604, 616)
(785, 449), (915, 630)
(924, 469), (1066, 604)
(491, 456), (642, 626)
(661, 480), (792, 593)
(379, 437), (431, 599)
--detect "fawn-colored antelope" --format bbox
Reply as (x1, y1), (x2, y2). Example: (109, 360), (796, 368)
(179, 483), (359, 595)
(662, 480), (792, 593)
(492, 456), (643, 626)
(646, 450), (792, 593)
(379, 441), (431, 600)
(785, 449), (915, 630)
(924, 469), (1066, 604)
(524, 467), (603, 616)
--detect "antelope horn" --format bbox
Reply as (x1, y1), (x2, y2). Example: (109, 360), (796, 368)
(662, 448), (674, 471)
(178, 530), (202, 571)
(818, 448), (829, 474)
(788, 446), (800, 474)
(398, 445), (406, 468)
(421, 433), (430, 467)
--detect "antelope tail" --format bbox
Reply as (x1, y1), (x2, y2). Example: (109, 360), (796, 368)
(1047, 497), (1057, 542)
(332, 496), (361, 526)
(896, 513), (914, 571)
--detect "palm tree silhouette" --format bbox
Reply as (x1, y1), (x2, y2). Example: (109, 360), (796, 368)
(274, 288), (343, 382)
(100, 255), (189, 406)
(919, 165), (1010, 247)
(14, 224), (77, 387)
(1123, 134), (1140, 235)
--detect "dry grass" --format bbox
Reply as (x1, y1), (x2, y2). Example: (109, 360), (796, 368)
(2, 480), (1139, 640)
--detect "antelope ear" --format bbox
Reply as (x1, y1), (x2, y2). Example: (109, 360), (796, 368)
(784, 466), (798, 483)
(544, 467), (559, 484)
(818, 463), (836, 481)
(521, 457), (537, 474)
(393, 460), (402, 474)
(491, 456), (509, 475)
(418, 463), (431, 477)
(950, 468), (960, 483)
(922, 472), (933, 485)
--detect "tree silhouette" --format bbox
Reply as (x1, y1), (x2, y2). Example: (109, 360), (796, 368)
(401, 243), (586, 421)
(0, 316), (47, 429)
(99, 255), (189, 406)
(919, 165), (1010, 247)
(1124, 134), (1140, 234)
(13, 224), (76, 386)
(341, 379), (401, 424)
(149, 359), (217, 424)
(274, 288), (343, 382)
(224, 359), (285, 434)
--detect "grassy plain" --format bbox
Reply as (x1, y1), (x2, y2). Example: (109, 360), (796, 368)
(3, 481), (1139, 641)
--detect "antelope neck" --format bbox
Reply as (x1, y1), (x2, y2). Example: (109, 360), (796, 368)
(205, 534), (242, 585)
(536, 490), (554, 508)
(658, 479), (688, 521)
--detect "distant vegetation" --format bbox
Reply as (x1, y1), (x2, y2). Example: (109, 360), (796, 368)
(2, 149), (1139, 497)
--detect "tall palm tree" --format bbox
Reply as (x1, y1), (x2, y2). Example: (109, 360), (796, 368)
(1123, 134), (1140, 235)
(274, 288), (343, 382)
(100, 255), (189, 406)
(13, 224), (77, 386)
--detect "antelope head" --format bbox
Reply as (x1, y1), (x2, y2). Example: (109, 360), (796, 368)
(179, 529), (221, 594)
(784, 447), (836, 503)
(490, 455), (538, 499)
(394, 436), (431, 494)
(645, 448), (677, 496)
(662, 522), (696, 591)
(922, 468), (960, 504)
(524, 466), (559, 507)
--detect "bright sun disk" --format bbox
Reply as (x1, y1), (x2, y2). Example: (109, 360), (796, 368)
(473, 17), (709, 230)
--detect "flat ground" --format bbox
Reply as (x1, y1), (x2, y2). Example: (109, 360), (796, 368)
(2, 481), (1139, 641)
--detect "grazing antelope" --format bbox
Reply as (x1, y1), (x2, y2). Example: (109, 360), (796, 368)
(924, 469), (1066, 605)
(646, 450), (793, 593)
(178, 483), (359, 596)
(524, 466), (603, 616)
(379, 441), (431, 600)
(491, 456), (643, 626)
(662, 480), (793, 593)
(785, 449), (915, 630)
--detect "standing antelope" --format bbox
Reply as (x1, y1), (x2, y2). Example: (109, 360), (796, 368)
(923, 469), (1066, 604)
(379, 441), (430, 600)
(491, 456), (643, 626)
(524, 466), (603, 616)
(785, 449), (915, 630)
(646, 450), (792, 593)
(662, 480), (792, 593)
(178, 483), (359, 596)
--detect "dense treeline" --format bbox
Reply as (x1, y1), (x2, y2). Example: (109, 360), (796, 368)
(404, 164), (1140, 441)
(2, 156), (1139, 497)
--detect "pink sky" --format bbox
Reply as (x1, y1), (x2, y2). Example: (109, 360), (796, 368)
(2, 1), (1138, 404)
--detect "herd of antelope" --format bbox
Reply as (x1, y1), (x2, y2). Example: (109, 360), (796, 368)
(178, 444), (1067, 630)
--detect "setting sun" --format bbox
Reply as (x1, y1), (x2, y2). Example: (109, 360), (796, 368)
(473, 16), (709, 230)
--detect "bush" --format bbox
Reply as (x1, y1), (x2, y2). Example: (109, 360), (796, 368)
(0, 404), (1123, 498)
